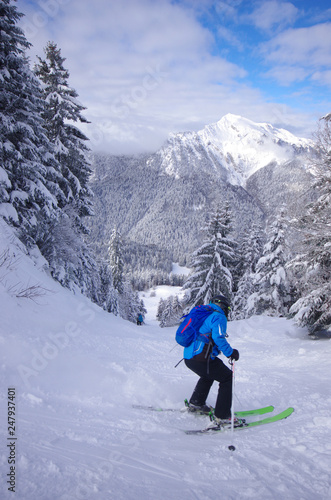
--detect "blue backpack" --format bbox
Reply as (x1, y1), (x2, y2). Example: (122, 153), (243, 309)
(175, 305), (214, 347)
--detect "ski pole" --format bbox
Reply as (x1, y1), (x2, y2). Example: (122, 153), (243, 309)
(229, 360), (236, 451)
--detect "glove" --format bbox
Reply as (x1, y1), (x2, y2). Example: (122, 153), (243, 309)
(229, 348), (239, 361)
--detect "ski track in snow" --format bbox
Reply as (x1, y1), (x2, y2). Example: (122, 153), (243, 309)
(0, 229), (331, 499)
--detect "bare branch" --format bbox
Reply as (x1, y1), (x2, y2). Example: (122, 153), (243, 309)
(8, 282), (54, 303)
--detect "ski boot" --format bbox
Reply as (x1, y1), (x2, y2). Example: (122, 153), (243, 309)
(184, 399), (214, 416)
(206, 415), (246, 430)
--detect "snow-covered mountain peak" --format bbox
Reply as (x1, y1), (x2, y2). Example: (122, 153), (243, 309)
(208, 113), (309, 148)
(158, 114), (312, 186)
(198, 113), (312, 183)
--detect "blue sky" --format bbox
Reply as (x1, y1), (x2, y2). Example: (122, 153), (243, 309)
(16, 0), (331, 153)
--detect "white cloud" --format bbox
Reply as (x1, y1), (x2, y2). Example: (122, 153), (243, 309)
(18, 0), (253, 152)
(16, 0), (324, 153)
(261, 23), (331, 67)
(263, 66), (309, 86)
(248, 1), (299, 32)
(215, 1), (239, 21)
(217, 26), (243, 50)
(260, 22), (331, 87)
(311, 70), (331, 86)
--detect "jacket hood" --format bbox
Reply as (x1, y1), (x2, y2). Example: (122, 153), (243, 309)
(209, 303), (226, 315)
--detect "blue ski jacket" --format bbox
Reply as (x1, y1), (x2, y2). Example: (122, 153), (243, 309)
(183, 303), (233, 360)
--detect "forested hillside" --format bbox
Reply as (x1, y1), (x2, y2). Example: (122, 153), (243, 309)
(1, 0), (330, 334)
(87, 115), (313, 290)
(88, 150), (265, 264)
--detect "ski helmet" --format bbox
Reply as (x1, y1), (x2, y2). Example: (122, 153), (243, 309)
(210, 295), (231, 317)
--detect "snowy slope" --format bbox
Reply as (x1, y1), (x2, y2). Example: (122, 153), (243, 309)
(1, 222), (331, 500)
(156, 114), (312, 186)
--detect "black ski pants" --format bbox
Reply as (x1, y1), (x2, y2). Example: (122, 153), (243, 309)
(185, 357), (233, 419)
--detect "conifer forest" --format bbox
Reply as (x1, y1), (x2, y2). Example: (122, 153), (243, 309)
(1, 0), (330, 334)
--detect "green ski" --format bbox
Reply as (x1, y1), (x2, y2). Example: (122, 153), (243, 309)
(235, 405), (274, 417)
(132, 403), (274, 417)
(185, 407), (294, 435)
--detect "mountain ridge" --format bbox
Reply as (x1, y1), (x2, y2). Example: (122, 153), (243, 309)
(152, 113), (312, 186)
(87, 114), (314, 282)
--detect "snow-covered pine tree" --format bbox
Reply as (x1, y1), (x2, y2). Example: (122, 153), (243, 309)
(183, 203), (237, 308)
(137, 297), (147, 323)
(34, 42), (93, 229)
(28, 41), (100, 297)
(172, 295), (183, 321)
(247, 208), (292, 317)
(108, 228), (146, 322)
(231, 223), (264, 319)
(108, 228), (125, 295)
(159, 296), (174, 328)
(159, 295), (183, 327)
(156, 297), (166, 322)
(0, 0), (60, 243)
(289, 114), (331, 333)
(99, 262), (119, 315)
(119, 281), (146, 323)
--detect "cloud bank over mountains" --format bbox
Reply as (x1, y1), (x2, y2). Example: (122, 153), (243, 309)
(17, 0), (331, 154)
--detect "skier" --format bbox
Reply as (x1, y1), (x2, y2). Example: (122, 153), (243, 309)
(184, 295), (240, 427)
(137, 314), (143, 326)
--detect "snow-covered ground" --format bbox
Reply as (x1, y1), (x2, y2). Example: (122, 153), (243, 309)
(1, 221), (331, 500)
